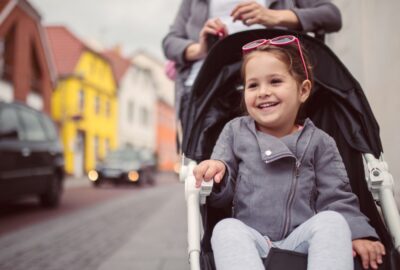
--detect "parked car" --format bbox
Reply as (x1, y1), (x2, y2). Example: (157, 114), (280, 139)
(88, 147), (157, 187)
(0, 101), (65, 208)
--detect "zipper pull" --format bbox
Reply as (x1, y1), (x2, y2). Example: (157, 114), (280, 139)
(295, 160), (301, 177)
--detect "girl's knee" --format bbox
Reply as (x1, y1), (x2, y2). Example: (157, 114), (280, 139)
(312, 211), (351, 236)
(211, 218), (249, 244)
(317, 211), (347, 224)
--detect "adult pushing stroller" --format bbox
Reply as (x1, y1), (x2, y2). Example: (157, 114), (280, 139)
(179, 29), (400, 270)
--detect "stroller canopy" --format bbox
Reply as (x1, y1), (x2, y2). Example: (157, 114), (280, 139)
(181, 29), (382, 161)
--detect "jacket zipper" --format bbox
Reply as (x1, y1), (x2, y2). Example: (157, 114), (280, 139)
(281, 160), (300, 239)
(280, 128), (315, 239)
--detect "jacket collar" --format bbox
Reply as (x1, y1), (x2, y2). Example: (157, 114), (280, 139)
(244, 117), (316, 164)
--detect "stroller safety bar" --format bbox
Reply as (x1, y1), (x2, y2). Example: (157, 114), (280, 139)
(183, 159), (213, 270)
(363, 153), (400, 252)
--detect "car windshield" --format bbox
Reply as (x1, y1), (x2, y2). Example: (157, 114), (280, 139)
(105, 149), (140, 163)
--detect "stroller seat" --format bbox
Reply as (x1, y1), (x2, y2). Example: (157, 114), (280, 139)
(179, 29), (400, 270)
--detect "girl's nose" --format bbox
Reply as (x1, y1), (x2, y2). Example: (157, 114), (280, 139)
(258, 85), (271, 97)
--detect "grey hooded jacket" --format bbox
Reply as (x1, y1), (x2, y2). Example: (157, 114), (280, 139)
(209, 116), (378, 241)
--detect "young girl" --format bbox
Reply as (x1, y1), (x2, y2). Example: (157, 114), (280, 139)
(193, 35), (385, 270)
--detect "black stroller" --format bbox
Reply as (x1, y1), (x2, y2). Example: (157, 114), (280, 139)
(180, 29), (400, 270)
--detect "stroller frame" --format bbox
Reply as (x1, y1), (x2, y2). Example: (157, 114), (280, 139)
(178, 29), (400, 269)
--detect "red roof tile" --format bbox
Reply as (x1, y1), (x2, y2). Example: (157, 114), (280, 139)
(103, 49), (131, 83)
(45, 26), (85, 76)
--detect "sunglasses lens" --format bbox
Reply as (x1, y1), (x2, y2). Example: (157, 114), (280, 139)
(271, 36), (295, 44)
(242, 39), (266, 50)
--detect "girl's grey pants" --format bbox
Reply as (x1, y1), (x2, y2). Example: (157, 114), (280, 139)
(211, 211), (353, 270)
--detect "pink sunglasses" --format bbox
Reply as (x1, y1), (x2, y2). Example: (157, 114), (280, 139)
(242, 35), (309, 81)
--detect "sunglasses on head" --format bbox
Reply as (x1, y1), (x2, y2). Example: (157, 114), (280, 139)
(242, 35), (309, 81)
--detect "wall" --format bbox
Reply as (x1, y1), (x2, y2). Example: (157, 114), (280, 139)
(329, 0), (400, 205)
(118, 64), (157, 152)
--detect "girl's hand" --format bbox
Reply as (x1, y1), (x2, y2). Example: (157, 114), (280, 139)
(185, 18), (227, 61)
(193, 160), (226, 188)
(352, 239), (386, 269)
(231, 1), (299, 29)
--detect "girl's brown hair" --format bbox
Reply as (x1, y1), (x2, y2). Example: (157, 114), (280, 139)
(241, 42), (313, 87)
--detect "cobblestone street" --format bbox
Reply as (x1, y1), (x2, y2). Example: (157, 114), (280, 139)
(0, 178), (188, 270)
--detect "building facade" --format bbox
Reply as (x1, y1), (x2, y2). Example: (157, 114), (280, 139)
(0, 0), (54, 113)
(132, 51), (177, 172)
(47, 26), (117, 176)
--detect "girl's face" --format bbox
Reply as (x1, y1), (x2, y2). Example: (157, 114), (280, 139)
(244, 51), (311, 137)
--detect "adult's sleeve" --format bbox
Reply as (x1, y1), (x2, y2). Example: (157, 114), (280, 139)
(314, 134), (379, 240)
(207, 122), (238, 208)
(162, 0), (196, 66)
(292, 0), (342, 33)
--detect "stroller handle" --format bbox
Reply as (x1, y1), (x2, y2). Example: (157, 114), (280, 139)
(364, 153), (400, 252)
(184, 159), (214, 270)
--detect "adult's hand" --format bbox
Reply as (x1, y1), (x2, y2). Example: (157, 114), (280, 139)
(185, 18), (227, 61)
(231, 1), (299, 29)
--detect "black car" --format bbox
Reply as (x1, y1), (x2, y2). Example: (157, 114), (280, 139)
(88, 147), (156, 187)
(0, 101), (65, 208)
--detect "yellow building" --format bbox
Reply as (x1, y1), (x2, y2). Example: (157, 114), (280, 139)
(46, 26), (117, 176)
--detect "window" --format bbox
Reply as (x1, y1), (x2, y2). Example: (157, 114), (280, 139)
(18, 108), (47, 141)
(78, 89), (85, 112)
(95, 95), (100, 114)
(140, 107), (149, 126)
(106, 100), (110, 117)
(41, 115), (58, 141)
(127, 101), (134, 123)
(0, 106), (21, 140)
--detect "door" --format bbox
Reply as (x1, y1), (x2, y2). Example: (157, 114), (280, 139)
(0, 104), (33, 200)
(17, 106), (52, 194)
(74, 131), (85, 178)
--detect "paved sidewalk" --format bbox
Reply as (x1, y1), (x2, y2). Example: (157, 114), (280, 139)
(97, 182), (188, 270)
(0, 177), (188, 270)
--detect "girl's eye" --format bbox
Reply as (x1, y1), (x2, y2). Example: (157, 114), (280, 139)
(246, 82), (258, 89)
(271, 79), (282, 85)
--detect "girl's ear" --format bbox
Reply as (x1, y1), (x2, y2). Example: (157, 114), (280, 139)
(299, 80), (312, 103)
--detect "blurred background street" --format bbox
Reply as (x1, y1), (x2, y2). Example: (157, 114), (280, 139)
(0, 173), (187, 270)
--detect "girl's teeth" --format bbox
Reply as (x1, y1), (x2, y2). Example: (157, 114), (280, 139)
(259, 102), (276, 108)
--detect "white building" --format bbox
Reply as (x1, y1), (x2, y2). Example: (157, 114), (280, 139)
(131, 51), (174, 108)
(105, 50), (157, 153)
(131, 51), (177, 172)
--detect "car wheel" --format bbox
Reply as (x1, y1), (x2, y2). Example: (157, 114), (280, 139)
(146, 172), (156, 186)
(40, 174), (62, 208)
(92, 179), (102, 188)
(141, 170), (155, 186)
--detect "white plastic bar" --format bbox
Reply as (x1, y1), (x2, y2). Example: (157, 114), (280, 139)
(184, 161), (201, 270)
(363, 153), (400, 252)
(183, 159), (214, 270)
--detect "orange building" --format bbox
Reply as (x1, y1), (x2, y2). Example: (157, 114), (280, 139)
(157, 98), (177, 171)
